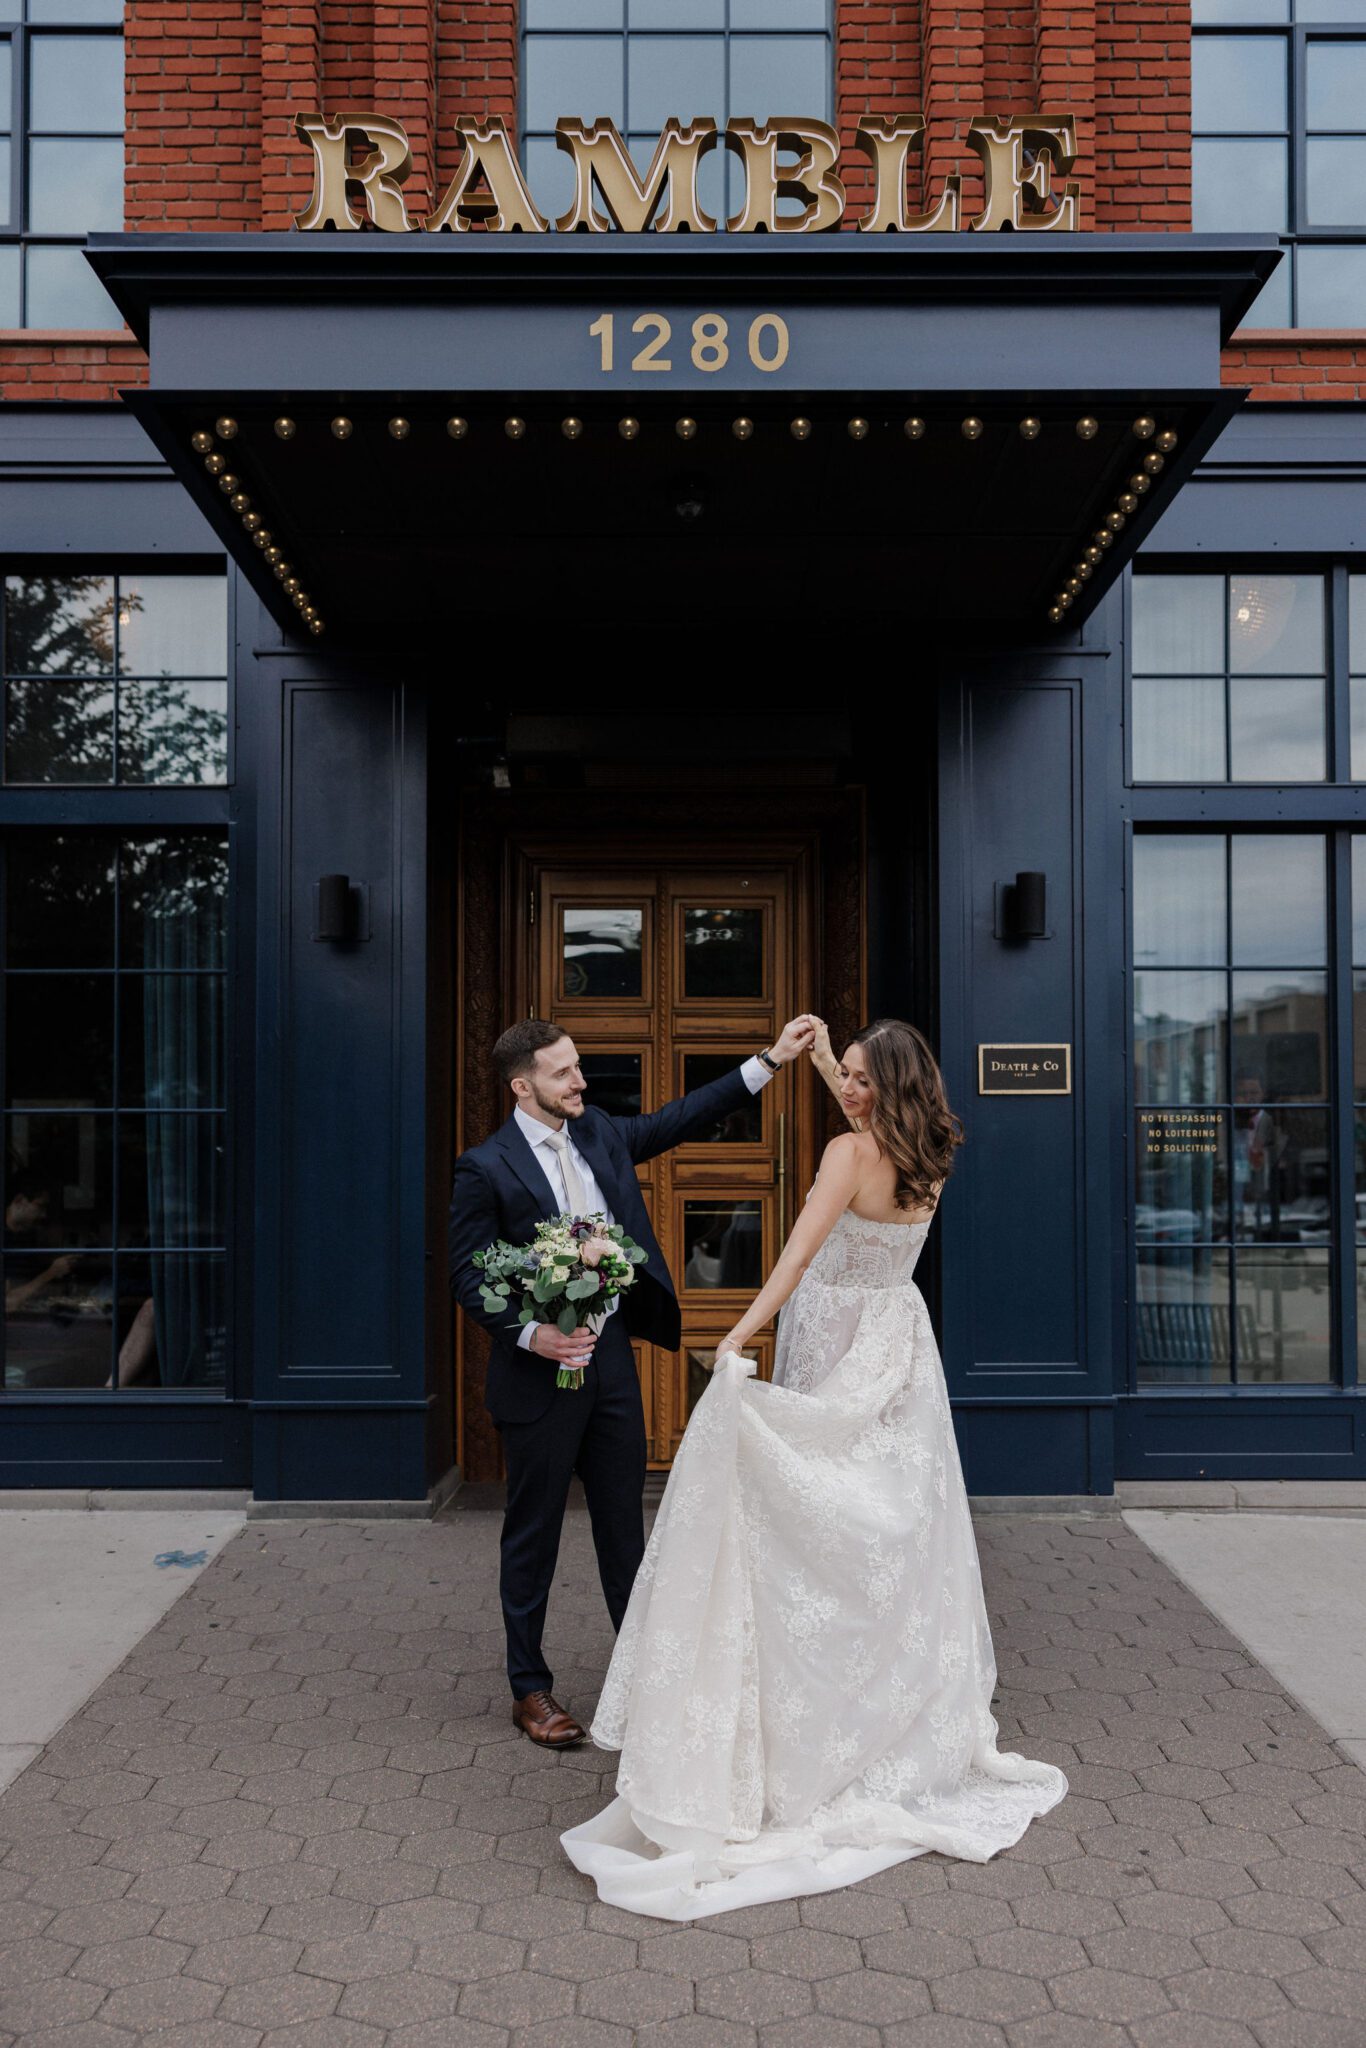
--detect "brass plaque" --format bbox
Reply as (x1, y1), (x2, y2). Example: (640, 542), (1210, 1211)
(978, 1043), (1072, 1095)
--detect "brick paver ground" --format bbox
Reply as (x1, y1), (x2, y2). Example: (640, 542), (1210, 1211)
(2, 1507), (1364, 2048)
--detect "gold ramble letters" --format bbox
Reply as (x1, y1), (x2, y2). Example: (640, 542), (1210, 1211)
(292, 111), (1081, 235)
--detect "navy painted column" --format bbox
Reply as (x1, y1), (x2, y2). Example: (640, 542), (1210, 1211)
(936, 647), (1119, 1496)
(248, 659), (430, 1501)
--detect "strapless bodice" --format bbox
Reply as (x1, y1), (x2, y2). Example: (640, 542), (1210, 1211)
(805, 1207), (931, 1292)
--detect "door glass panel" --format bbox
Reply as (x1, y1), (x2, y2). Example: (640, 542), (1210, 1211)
(1231, 835), (1325, 965)
(682, 1199), (761, 1288)
(578, 1052), (642, 1119)
(4, 1253), (113, 1388)
(1136, 1109), (1229, 1243)
(682, 1054), (762, 1141)
(113, 1255), (227, 1390)
(1133, 971), (1225, 1104)
(1228, 574), (1324, 674)
(1133, 836), (1226, 966)
(1236, 1249), (1332, 1382)
(562, 907), (643, 998)
(1136, 1248), (1233, 1384)
(2, 1111), (113, 1245)
(682, 906), (763, 998)
(1232, 1104), (1331, 1240)
(687, 1345), (717, 1417)
(1231, 971), (1328, 1097)
(1131, 677), (1225, 781)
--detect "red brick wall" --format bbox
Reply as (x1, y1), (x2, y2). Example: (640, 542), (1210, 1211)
(2, 0), (1360, 399)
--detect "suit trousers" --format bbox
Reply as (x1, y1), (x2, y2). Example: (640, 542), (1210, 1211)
(494, 1311), (647, 1699)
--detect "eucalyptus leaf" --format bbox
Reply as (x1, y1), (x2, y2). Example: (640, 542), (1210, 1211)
(557, 1304), (579, 1336)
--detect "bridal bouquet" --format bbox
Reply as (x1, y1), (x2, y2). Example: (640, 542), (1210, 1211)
(473, 1214), (648, 1389)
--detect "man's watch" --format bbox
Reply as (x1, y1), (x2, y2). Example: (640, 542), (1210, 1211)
(757, 1047), (782, 1074)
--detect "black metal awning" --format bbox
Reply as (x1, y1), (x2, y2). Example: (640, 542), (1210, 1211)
(87, 230), (1279, 646)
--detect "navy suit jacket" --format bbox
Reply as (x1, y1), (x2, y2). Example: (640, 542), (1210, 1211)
(448, 1064), (755, 1426)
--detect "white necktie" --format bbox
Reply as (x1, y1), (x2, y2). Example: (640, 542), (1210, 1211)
(542, 1128), (588, 1216)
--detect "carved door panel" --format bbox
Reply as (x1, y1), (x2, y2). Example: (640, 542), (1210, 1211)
(531, 854), (813, 1465)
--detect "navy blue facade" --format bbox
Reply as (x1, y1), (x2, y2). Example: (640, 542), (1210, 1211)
(1, 398), (1363, 1499)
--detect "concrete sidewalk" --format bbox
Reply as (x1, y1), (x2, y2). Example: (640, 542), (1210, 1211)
(1, 1507), (1364, 2048)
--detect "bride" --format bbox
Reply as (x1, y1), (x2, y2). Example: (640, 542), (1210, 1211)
(561, 1017), (1067, 1920)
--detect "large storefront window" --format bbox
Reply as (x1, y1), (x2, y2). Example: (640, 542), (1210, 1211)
(0, 0), (124, 328)
(1355, 835), (1366, 1374)
(1134, 833), (1334, 1385)
(520, 0), (833, 223)
(1193, 4), (1366, 328)
(2, 572), (228, 784)
(2, 830), (228, 1392)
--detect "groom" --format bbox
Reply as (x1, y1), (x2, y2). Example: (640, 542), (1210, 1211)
(449, 1014), (816, 1746)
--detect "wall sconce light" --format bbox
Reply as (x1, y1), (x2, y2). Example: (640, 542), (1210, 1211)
(994, 870), (1050, 942)
(313, 873), (370, 943)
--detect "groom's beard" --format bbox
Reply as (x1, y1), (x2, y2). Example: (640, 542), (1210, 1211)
(529, 1080), (585, 1122)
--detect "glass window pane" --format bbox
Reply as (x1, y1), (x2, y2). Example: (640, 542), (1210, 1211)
(1228, 677), (1326, 780)
(0, 140), (12, 228)
(1193, 137), (1288, 230)
(1132, 676), (1225, 781)
(1132, 576), (1224, 674)
(1306, 138), (1366, 225)
(1354, 836), (1366, 961)
(120, 977), (226, 1109)
(2, 1111), (113, 1241)
(1232, 1103), (1331, 1243)
(1133, 836), (1226, 966)
(1229, 573), (1323, 673)
(1192, 37), (1288, 132)
(1136, 1248), (1233, 1384)
(682, 906), (764, 999)
(27, 135), (123, 233)
(732, 0), (830, 21)
(1136, 1108), (1229, 1242)
(4, 835), (115, 968)
(120, 681), (228, 785)
(1355, 969), (1366, 1097)
(111, 1254), (227, 1390)
(0, 247), (18, 330)
(1351, 573), (1366, 669)
(523, 134), (575, 222)
(1231, 835), (1326, 964)
(28, 0), (126, 19)
(118, 577), (226, 676)
(628, 34), (724, 130)
(1357, 678), (1366, 777)
(5, 573), (114, 674)
(5, 978), (113, 1108)
(29, 34), (123, 132)
(633, 0), (725, 21)
(120, 835), (229, 972)
(1299, 0), (1366, 15)
(1306, 39), (1366, 129)
(3, 1253), (112, 1389)
(1134, 970), (1226, 1104)
(0, 42), (10, 107)
(523, 0), (622, 21)
(729, 34), (832, 121)
(681, 1054), (763, 1141)
(119, 1115), (226, 1249)
(577, 1051), (641, 1118)
(1195, 0), (1288, 17)
(23, 243), (122, 330)
(1236, 1248), (1332, 1382)
(1240, 252), (1293, 330)
(4, 680), (114, 781)
(562, 907), (642, 998)
(1296, 244), (1366, 326)
(1233, 971), (1330, 1099)
(682, 1199), (762, 1288)
(524, 36), (623, 128)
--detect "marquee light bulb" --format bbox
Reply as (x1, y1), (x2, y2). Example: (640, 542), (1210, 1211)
(1143, 452), (1165, 475)
(331, 417), (353, 440)
(847, 418), (869, 441)
(389, 417), (411, 440)
(1156, 429), (1178, 453)
(204, 454), (225, 476)
(273, 418), (296, 440)
(215, 417), (238, 440)
(903, 418), (926, 440)
(1075, 416), (1099, 440)
(732, 418), (754, 441)
(961, 417), (984, 441)
(1133, 416), (1157, 439)
(790, 418), (812, 441)
(561, 417), (583, 440)
(447, 417), (469, 440)
(1019, 417), (1042, 440)
(618, 417), (640, 440)
(676, 418), (697, 441)
(191, 431), (214, 455)
(504, 417), (525, 440)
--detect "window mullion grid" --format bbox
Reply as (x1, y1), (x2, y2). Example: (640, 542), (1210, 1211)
(1330, 829), (1357, 1390)
(110, 829), (121, 1392)
(0, 834), (6, 1398)
(1224, 833), (1238, 1387)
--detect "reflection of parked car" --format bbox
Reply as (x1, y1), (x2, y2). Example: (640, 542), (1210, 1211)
(1356, 1193), (1366, 1236)
(1277, 1199), (1332, 1244)
(1135, 1206), (1204, 1242)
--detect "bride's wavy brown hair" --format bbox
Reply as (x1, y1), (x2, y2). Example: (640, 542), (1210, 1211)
(849, 1018), (964, 1211)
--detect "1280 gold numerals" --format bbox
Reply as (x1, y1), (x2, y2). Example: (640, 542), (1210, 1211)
(589, 312), (790, 374)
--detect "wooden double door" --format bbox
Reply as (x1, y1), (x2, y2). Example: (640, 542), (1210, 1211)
(520, 847), (816, 1463)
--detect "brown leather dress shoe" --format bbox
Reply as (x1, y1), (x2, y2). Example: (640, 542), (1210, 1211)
(512, 1690), (586, 1747)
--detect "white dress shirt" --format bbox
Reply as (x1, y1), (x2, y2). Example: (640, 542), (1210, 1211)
(513, 1055), (775, 1349)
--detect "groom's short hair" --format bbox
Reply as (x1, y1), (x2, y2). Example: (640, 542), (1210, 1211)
(494, 1017), (568, 1086)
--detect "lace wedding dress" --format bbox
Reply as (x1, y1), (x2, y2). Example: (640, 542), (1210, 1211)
(561, 1208), (1068, 1921)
